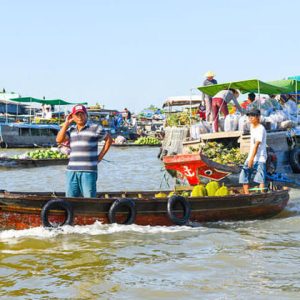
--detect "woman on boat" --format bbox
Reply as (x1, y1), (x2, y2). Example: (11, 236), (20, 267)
(211, 88), (245, 132)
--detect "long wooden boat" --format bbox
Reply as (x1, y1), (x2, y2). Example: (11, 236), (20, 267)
(0, 157), (68, 168)
(0, 123), (59, 148)
(0, 188), (289, 230)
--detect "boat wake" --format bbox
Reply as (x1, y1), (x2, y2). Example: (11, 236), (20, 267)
(0, 221), (200, 241)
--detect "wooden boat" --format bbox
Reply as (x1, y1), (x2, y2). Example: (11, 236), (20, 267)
(0, 156), (68, 168)
(0, 123), (59, 148)
(0, 188), (289, 230)
(0, 152), (290, 230)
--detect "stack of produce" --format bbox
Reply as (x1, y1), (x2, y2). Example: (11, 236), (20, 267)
(134, 137), (161, 145)
(175, 181), (229, 198)
(166, 112), (191, 127)
(12, 149), (68, 160)
(189, 141), (247, 166)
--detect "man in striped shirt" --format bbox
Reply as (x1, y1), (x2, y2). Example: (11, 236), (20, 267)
(56, 104), (112, 198)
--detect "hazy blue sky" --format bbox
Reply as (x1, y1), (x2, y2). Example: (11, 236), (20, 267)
(1, 0), (299, 112)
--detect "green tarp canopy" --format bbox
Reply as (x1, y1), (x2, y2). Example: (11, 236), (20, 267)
(197, 79), (290, 97)
(266, 79), (300, 93)
(9, 97), (87, 106)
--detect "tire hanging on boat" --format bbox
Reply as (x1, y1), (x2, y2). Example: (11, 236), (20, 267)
(289, 147), (300, 173)
(167, 195), (191, 226)
(41, 199), (74, 228)
(108, 198), (137, 225)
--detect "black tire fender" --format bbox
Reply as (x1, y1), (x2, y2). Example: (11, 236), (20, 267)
(41, 199), (74, 228)
(108, 198), (136, 225)
(167, 195), (191, 226)
(289, 147), (300, 173)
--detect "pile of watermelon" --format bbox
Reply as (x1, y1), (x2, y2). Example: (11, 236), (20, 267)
(12, 149), (68, 160)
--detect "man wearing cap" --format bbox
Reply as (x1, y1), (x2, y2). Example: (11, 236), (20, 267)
(239, 109), (267, 194)
(56, 104), (112, 198)
(202, 71), (217, 122)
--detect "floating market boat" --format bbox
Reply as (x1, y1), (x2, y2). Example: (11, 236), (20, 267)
(0, 156), (68, 168)
(0, 97), (87, 148)
(0, 152), (290, 230)
(0, 123), (60, 148)
(0, 188), (290, 230)
(0, 148), (69, 168)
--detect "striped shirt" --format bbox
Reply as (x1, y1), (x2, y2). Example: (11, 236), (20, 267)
(66, 123), (106, 172)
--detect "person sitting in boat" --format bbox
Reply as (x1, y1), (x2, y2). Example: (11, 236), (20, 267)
(56, 104), (113, 198)
(212, 88), (245, 132)
(239, 109), (267, 194)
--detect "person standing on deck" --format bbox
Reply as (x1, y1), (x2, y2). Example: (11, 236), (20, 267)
(211, 88), (245, 132)
(202, 71), (217, 122)
(56, 104), (112, 198)
(239, 109), (267, 194)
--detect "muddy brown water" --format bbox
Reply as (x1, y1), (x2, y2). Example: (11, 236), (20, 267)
(1, 147), (300, 299)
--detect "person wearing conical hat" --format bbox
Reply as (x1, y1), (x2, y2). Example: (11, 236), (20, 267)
(202, 71), (217, 122)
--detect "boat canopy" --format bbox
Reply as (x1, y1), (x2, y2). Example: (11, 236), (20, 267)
(9, 97), (87, 106)
(163, 95), (203, 108)
(197, 79), (289, 97)
(266, 79), (300, 94)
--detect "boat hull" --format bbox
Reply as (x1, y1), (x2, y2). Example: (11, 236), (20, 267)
(0, 157), (68, 168)
(0, 189), (289, 230)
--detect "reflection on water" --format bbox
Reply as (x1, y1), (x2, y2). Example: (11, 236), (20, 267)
(0, 147), (300, 299)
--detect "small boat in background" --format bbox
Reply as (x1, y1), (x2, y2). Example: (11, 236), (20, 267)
(0, 123), (60, 148)
(0, 156), (68, 168)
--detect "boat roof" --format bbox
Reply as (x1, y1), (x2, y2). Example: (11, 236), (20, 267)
(197, 79), (291, 96)
(9, 97), (87, 106)
(163, 96), (203, 107)
(3, 123), (60, 130)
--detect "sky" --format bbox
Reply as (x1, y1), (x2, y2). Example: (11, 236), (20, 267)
(1, 0), (299, 113)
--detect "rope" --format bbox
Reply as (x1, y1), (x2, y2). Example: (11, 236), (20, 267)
(159, 169), (170, 189)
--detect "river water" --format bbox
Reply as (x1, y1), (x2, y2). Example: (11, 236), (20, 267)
(0, 147), (300, 300)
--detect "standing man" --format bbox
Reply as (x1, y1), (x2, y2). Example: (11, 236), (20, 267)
(56, 104), (112, 198)
(239, 109), (267, 194)
(202, 71), (217, 122)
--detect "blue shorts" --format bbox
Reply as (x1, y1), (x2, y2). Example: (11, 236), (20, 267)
(66, 171), (98, 198)
(239, 162), (266, 184)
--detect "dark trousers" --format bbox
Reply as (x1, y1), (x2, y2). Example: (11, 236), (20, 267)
(212, 97), (229, 132)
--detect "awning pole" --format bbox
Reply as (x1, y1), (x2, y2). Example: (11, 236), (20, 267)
(30, 98), (32, 124)
(190, 89), (192, 126)
(258, 80), (261, 110)
(296, 80), (299, 124)
(5, 101), (8, 124)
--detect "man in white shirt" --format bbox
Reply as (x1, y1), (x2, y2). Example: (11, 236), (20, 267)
(239, 109), (267, 194)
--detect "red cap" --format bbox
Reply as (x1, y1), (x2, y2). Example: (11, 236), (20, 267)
(71, 104), (87, 115)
